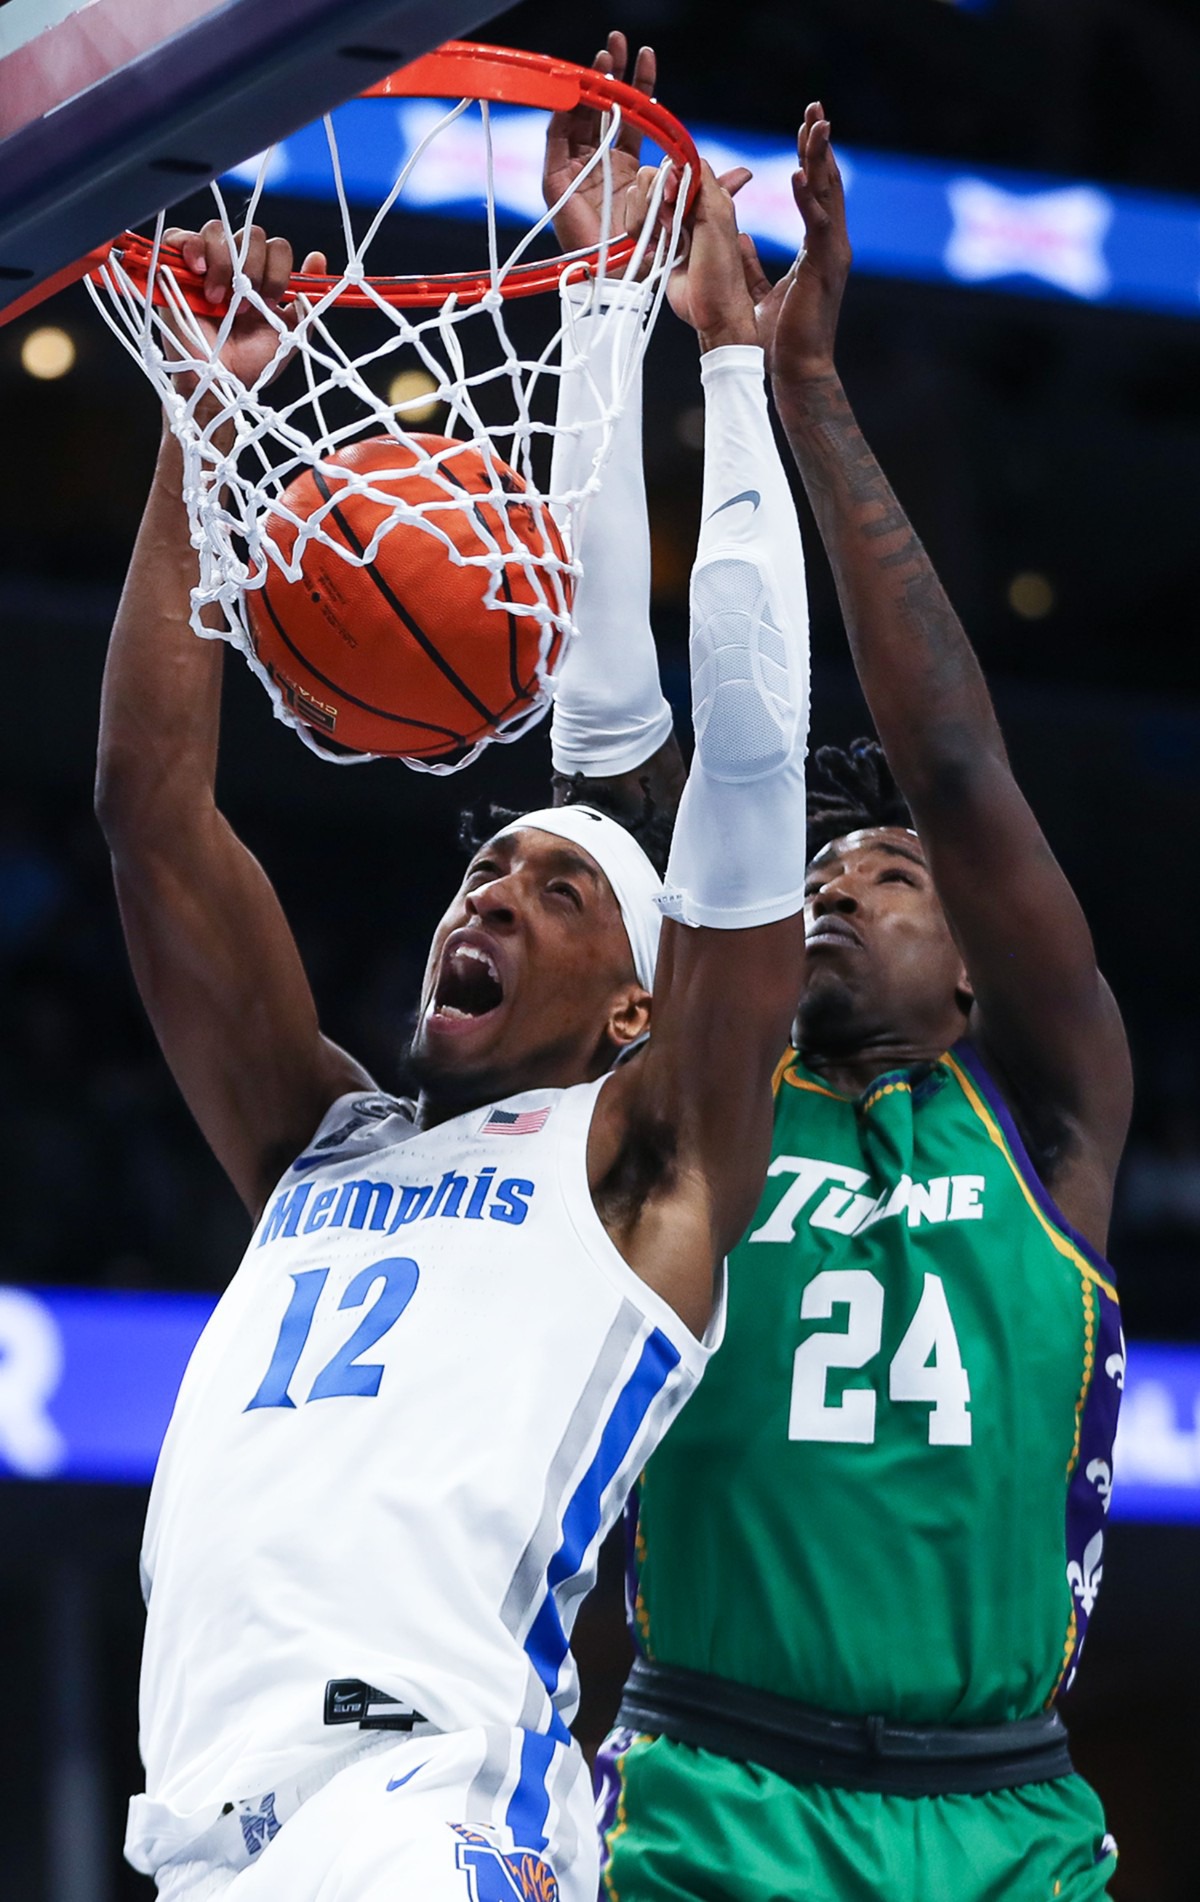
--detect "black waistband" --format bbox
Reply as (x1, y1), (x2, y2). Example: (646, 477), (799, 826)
(616, 1657), (1074, 1797)
(323, 1679), (427, 1732)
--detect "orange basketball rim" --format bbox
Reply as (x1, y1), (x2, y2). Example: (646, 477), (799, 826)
(1, 41), (701, 328)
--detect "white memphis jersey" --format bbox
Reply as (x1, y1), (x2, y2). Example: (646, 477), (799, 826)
(128, 1076), (720, 1873)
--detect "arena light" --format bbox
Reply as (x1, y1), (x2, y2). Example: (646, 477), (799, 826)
(1007, 571), (1056, 620)
(20, 324), (75, 379)
(387, 366), (441, 421)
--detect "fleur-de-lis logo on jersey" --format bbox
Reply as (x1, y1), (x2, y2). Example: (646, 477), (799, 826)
(1067, 1530), (1104, 1617)
(1085, 1458), (1113, 1513)
(1105, 1327), (1126, 1391)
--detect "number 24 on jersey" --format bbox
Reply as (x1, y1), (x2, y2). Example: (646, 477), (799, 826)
(789, 1269), (972, 1447)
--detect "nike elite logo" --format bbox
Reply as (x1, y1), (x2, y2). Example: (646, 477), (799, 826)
(708, 488), (761, 519)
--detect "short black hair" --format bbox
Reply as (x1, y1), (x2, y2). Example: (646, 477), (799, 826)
(459, 744), (908, 880)
(806, 738), (913, 863)
(458, 771), (675, 880)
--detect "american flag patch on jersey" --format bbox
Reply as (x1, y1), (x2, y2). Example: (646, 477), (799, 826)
(480, 1105), (552, 1137)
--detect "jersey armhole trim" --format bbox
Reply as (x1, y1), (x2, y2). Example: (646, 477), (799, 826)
(945, 1046), (1118, 1305)
(554, 1075), (725, 1374)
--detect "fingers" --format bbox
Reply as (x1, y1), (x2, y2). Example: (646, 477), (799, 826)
(630, 39), (656, 98)
(544, 29), (658, 200)
(600, 30), (656, 95)
(806, 117), (840, 196)
(542, 104), (578, 182)
(795, 102), (844, 203)
(738, 232), (774, 307)
(792, 102), (848, 244)
(609, 31), (656, 167)
(262, 236), (295, 307)
(163, 226), (209, 278)
(241, 224), (267, 294)
(544, 37), (613, 177)
(622, 162), (663, 241)
(162, 220), (230, 302)
(199, 219), (234, 305)
(685, 165), (744, 258)
(670, 161), (759, 347)
(797, 100), (823, 172)
(160, 220), (297, 307)
(792, 167), (832, 237)
(690, 160), (739, 225)
(717, 165), (753, 200)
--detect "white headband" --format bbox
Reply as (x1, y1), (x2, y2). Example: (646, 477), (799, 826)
(493, 805), (663, 994)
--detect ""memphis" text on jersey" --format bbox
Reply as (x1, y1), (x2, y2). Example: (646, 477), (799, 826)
(257, 1169), (535, 1247)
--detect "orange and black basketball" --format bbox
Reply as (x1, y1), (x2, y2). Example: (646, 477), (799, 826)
(245, 434), (569, 759)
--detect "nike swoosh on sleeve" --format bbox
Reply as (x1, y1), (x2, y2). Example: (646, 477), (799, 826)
(708, 489), (761, 519)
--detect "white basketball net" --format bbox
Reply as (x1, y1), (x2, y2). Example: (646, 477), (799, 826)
(87, 94), (689, 769)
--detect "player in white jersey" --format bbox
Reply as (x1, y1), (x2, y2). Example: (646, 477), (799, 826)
(96, 153), (812, 1902)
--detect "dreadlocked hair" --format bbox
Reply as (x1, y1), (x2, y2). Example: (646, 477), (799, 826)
(458, 772), (675, 879)
(806, 738), (913, 862)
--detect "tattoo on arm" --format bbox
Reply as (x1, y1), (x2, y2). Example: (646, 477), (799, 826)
(777, 372), (999, 730)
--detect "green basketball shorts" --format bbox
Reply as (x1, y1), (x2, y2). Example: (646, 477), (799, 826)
(597, 1731), (1117, 1902)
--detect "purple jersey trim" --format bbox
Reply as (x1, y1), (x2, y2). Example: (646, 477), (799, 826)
(1060, 1287), (1123, 1691)
(622, 1492), (646, 1658)
(593, 1727), (640, 1882)
(951, 1039), (1118, 1289)
(950, 1038), (1122, 1697)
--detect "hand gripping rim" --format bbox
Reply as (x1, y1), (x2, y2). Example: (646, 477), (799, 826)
(75, 41), (700, 319)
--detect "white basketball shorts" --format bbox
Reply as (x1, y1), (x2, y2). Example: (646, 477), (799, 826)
(153, 1726), (596, 1902)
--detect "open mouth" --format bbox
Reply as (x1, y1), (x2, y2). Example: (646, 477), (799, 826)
(432, 940), (505, 1021)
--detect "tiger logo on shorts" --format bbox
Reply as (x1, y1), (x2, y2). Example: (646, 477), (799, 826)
(452, 1824), (559, 1901)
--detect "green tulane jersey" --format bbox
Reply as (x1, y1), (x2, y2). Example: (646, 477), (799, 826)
(632, 1039), (1123, 1727)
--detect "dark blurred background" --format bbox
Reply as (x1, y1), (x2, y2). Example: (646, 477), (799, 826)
(2, 0), (1198, 1894)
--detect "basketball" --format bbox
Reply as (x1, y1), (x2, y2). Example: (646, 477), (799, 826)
(245, 435), (570, 759)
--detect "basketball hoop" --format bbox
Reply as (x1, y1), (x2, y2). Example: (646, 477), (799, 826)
(86, 41), (698, 769)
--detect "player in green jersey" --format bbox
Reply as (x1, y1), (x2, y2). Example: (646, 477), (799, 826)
(541, 54), (1132, 1902)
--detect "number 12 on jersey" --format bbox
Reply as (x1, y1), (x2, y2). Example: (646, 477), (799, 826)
(788, 1269), (972, 1446)
(246, 1258), (420, 1411)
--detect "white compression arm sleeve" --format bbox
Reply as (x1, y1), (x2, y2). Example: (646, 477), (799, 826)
(659, 344), (810, 930)
(549, 279), (674, 778)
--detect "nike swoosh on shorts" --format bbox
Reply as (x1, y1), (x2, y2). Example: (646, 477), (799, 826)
(386, 1765), (424, 1792)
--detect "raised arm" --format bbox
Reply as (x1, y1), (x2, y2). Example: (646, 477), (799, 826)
(543, 31), (685, 826)
(593, 167), (809, 1332)
(745, 107), (1131, 1244)
(94, 226), (371, 1222)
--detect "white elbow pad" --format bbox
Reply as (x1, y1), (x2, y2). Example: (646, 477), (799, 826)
(659, 347), (810, 930)
(690, 555), (798, 782)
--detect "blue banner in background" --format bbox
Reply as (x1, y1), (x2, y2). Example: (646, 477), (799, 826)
(1106, 1341), (1200, 1523)
(1, 1282), (1199, 1522)
(0, 1285), (211, 1485)
(220, 98), (1200, 319)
